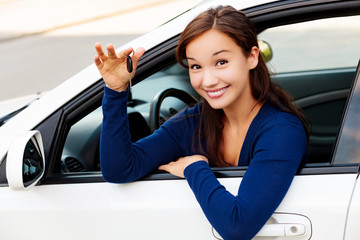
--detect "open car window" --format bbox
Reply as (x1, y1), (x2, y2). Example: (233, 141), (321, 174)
(57, 14), (360, 178)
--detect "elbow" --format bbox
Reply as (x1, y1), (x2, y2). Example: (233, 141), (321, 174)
(101, 168), (134, 184)
(214, 215), (260, 240)
(100, 156), (134, 183)
(101, 173), (130, 184)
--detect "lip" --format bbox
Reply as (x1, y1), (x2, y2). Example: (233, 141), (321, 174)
(204, 86), (230, 98)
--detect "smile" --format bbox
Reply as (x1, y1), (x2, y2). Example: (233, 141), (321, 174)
(206, 86), (230, 98)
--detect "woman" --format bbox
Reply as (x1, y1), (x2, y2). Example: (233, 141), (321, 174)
(94, 6), (308, 240)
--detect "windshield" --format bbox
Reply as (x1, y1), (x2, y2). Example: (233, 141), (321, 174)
(0, 104), (28, 126)
(0, 94), (41, 126)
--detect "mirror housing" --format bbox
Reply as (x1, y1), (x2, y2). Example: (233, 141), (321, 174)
(258, 40), (273, 62)
(6, 130), (45, 190)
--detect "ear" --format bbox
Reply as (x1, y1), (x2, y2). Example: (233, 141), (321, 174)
(248, 46), (259, 70)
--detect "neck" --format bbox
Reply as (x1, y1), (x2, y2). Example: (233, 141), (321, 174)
(223, 97), (261, 129)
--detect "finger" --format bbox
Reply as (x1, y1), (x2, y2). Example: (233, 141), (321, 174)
(123, 47), (134, 58)
(158, 164), (169, 172)
(106, 44), (117, 59)
(159, 161), (175, 171)
(94, 42), (108, 62)
(94, 55), (103, 70)
(132, 47), (146, 69)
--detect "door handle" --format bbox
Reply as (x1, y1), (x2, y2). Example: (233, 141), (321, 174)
(256, 223), (305, 237)
(212, 223), (306, 239)
(212, 213), (311, 239)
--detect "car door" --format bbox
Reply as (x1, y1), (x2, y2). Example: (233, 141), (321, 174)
(1, 1), (360, 240)
(249, 1), (360, 239)
(332, 63), (360, 240)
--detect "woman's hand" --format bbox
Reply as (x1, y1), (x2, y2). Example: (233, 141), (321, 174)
(94, 43), (145, 92)
(159, 155), (209, 178)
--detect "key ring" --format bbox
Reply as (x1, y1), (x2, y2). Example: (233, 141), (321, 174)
(127, 50), (135, 92)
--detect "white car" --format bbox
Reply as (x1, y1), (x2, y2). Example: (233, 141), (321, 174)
(1, 0), (360, 239)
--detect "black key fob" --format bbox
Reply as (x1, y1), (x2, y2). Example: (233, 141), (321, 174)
(127, 55), (133, 73)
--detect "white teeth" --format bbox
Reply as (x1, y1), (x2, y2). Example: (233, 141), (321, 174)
(208, 87), (227, 97)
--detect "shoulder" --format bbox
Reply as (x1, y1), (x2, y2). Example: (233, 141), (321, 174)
(250, 102), (308, 155)
(257, 102), (305, 133)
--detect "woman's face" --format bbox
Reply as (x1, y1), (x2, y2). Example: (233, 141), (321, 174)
(186, 29), (259, 111)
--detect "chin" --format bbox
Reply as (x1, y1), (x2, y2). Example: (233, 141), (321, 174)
(206, 100), (228, 110)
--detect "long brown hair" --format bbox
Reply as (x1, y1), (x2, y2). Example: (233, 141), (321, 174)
(176, 6), (309, 167)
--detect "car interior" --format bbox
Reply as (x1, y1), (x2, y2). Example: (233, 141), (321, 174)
(57, 14), (360, 175)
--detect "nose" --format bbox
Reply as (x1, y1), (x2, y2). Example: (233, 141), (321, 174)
(202, 69), (219, 88)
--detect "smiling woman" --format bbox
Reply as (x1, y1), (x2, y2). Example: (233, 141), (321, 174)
(184, 29), (261, 167)
(96, 5), (308, 240)
(2, 1), (360, 240)
(175, 6), (309, 168)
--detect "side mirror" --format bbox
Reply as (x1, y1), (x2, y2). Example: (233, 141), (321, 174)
(258, 40), (273, 62)
(6, 130), (45, 190)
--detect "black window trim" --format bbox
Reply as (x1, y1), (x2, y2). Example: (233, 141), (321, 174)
(246, 0), (360, 32)
(42, 164), (360, 185)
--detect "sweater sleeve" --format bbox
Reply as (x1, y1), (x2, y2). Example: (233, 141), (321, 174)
(184, 116), (308, 240)
(100, 86), (189, 183)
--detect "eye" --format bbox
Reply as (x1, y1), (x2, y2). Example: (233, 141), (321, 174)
(190, 64), (201, 70)
(216, 60), (228, 66)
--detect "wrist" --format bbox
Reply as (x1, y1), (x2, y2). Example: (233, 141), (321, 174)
(106, 83), (128, 92)
(104, 85), (129, 97)
(184, 160), (209, 177)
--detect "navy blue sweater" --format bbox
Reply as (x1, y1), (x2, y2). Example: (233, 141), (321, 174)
(100, 86), (308, 240)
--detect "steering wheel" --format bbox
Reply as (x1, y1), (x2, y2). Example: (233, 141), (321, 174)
(149, 88), (199, 132)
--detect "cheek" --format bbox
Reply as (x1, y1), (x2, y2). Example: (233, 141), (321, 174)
(189, 73), (202, 90)
(214, 67), (237, 85)
(224, 64), (249, 83)
(219, 68), (234, 80)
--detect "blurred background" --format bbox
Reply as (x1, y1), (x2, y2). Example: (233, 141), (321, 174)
(0, 0), (202, 101)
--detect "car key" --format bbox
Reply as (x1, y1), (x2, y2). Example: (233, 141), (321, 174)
(127, 55), (133, 73)
(127, 51), (134, 92)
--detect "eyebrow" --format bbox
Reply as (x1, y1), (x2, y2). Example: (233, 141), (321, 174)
(187, 49), (231, 61)
(213, 49), (230, 56)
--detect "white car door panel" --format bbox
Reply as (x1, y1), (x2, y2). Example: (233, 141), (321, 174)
(275, 174), (356, 239)
(344, 174), (360, 239)
(220, 174), (356, 239)
(0, 181), (213, 240)
(0, 173), (356, 240)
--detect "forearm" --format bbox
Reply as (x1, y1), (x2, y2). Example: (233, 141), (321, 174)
(100, 86), (138, 183)
(100, 86), (186, 183)
(101, 86), (159, 183)
(184, 162), (257, 240)
(183, 160), (298, 240)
